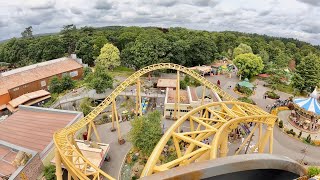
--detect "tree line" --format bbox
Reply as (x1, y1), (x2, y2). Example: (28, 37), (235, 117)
(0, 25), (319, 92)
(1, 25), (319, 68)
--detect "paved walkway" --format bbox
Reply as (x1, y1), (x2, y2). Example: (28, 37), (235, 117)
(92, 121), (132, 179)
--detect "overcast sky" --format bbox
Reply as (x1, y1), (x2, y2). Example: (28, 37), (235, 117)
(0, 0), (319, 44)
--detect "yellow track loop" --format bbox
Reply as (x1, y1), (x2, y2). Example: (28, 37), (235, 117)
(53, 63), (237, 179)
(141, 101), (277, 177)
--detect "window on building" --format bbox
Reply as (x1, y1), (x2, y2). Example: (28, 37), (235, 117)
(70, 70), (78, 77)
(13, 87), (19, 91)
(40, 80), (46, 87)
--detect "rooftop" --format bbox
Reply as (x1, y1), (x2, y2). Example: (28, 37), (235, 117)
(0, 106), (82, 156)
(157, 78), (177, 88)
(8, 90), (50, 109)
(0, 145), (17, 177)
(189, 66), (212, 73)
(167, 88), (189, 104)
(0, 57), (82, 95)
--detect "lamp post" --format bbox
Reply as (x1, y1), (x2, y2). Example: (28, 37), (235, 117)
(300, 144), (309, 165)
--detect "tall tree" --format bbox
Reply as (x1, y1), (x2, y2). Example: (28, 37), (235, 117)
(21, 26), (33, 38)
(128, 111), (162, 156)
(85, 65), (113, 93)
(185, 33), (217, 66)
(258, 49), (269, 65)
(75, 36), (95, 65)
(233, 43), (253, 58)
(292, 54), (320, 92)
(121, 31), (170, 69)
(95, 43), (120, 70)
(274, 52), (290, 68)
(60, 24), (78, 54)
(233, 53), (264, 79)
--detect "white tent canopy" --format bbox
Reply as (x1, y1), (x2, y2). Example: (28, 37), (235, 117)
(293, 87), (320, 115)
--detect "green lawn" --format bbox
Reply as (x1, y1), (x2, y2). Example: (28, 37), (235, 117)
(108, 66), (135, 77)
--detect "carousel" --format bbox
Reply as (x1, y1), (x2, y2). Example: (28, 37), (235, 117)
(290, 87), (320, 132)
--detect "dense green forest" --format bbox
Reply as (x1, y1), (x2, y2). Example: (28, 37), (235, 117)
(1, 25), (319, 68)
(0, 25), (319, 92)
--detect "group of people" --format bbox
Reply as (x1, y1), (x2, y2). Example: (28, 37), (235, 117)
(266, 99), (290, 110)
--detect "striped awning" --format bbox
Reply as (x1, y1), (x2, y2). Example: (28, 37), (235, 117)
(293, 88), (320, 115)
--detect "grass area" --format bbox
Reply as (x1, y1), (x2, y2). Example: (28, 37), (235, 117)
(109, 66), (135, 77)
(275, 84), (295, 94)
(237, 97), (256, 105)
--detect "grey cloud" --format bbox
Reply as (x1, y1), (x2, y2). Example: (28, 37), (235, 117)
(0, 20), (7, 27)
(14, 9), (62, 26)
(157, 0), (179, 7)
(29, 0), (56, 10)
(70, 7), (82, 15)
(94, 0), (113, 10)
(191, 0), (218, 7)
(297, 0), (320, 6)
(301, 24), (320, 34)
(259, 10), (272, 16)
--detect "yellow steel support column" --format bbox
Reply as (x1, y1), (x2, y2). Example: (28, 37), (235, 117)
(87, 123), (92, 141)
(219, 130), (229, 157)
(136, 78), (142, 116)
(258, 125), (272, 153)
(110, 106), (116, 131)
(113, 100), (125, 145)
(55, 148), (63, 180)
(91, 122), (101, 143)
(201, 86), (206, 117)
(201, 86), (206, 105)
(174, 71), (180, 120)
(258, 122), (262, 145)
(269, 125), (274, 154)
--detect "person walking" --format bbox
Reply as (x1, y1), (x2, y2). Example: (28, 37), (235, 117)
(217, 80), (221, 86)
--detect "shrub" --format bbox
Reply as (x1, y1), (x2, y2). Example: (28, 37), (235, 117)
(298, 131), (302, 138)
(180, 80), (187, 90)
(308, 166), (320, 178)
(286, 129), (296, 136)
(236, 85), (253, 96)
(237, 97), (256, 105)
(61, 75), (75, 90)
(279, 120), (283, 128)
(80, 97), (93, 116)
(266, 91), (280, 99)
(83, 66), (92, 77)
(44, 165), (56, 180)
(306, 134), (312, 144)
(49, 75), (75, 94)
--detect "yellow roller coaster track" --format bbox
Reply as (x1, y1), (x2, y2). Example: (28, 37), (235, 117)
(53, 63), (275, 180)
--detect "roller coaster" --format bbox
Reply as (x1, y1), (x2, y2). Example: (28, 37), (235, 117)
(53, 63), (277, 180)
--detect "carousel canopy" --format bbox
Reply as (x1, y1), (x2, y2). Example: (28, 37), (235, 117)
(293, 88), (320, 115)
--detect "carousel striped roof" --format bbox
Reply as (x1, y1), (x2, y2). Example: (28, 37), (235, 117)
(293, 88), (320, 115)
